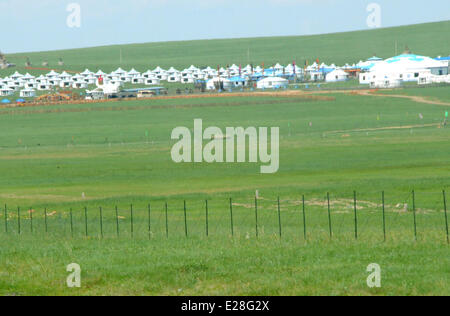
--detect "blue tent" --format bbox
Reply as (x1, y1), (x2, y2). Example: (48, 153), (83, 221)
(16, 98), (26, 103)
(1, 99), (11, 104)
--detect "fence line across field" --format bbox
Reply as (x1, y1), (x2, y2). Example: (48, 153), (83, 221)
(1, 190), (449, 243)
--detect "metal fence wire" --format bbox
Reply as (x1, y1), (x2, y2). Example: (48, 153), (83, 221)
(1, 190), (448, 243)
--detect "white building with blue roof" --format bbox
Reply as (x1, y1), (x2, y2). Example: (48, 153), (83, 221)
(359, 54), (449, 86)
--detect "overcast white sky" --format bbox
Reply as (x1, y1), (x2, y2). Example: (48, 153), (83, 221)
(1, 0), (449, 53)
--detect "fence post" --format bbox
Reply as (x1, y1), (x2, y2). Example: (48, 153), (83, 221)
(99, 207), (103, 239)
(205, 200), (209, 237)
(230, 198), (234, 237)
(184, 200), (188, 238)
(327, 192), (332, 239)
(382, 191), (386, 242)
(255, 196), (259, 238)
(443, 190), (449, 244)
(353, 191), (358, 240)
(412, 190), (417, 241)
(130, 204), (134, 238)
(45, 208), (48, 234)
(84, 207), (88, 237)
(4, 204), (7, 233)
(115, 206), (120, 238)
(302, 195), (307, 240)
(148, 203), (151, 239)
(30, 206), (33, 233)
(165, 202), (169, 238)
(17, 207), (21, 235)
(277, 197), (282, 238)
(70, 208), (73, 238)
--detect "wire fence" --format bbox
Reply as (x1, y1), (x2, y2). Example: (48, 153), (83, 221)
(1, 190), (448, 243)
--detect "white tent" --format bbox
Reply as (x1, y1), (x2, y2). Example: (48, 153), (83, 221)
(142, 70), (154, 78)
(206, 77), (232, 90)
(361, 54), (449, 84)
(72, 82), (88, 89)
(81, 69), (93, 77)
(48, 77), (62, 86)
(95, 70), (107, 78)
(25, 82), (37, 89)
(46, 70), (60, 78)
(59, 71), (72, 81)
(113, 67), (126, 75)
(71, 74), (84, 82)
(167, 67), (180, 74)
(84, 75), (97, 85)
(325, 69), (349, 82)
(131, 76), (145, 84)
(256, 77), (288, 89)
(145, 78), (160, 85)
(0, 88), (14, 96)
(22, 73), (35, 82)
(181, 74), (194, 84)
(188, 65), (198, 72)
(128, 68), (140, 78)
(167, 74), (181, 83)
(153, 66), (165, 74)
(36, 75), (48, 84)
(37, 83), (52, 91)
(59, 80), (72, 88)
(20, 89), (36, 98)
(10, 72), (23, 80)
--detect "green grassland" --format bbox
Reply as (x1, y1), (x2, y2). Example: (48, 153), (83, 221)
(376, 85), (450, 103)
(2, 21), (449, 77)
(0, 88), (449, 295)
(0, 21), (449, 296)
(1, 92), (449, 205)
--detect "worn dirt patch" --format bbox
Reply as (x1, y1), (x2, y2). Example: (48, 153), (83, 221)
(355, 90), (450, 106)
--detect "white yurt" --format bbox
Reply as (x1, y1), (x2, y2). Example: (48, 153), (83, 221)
(256, 77), (288, 89)
(0, 88), (14, 96)
(20, 89), (36, 98)
(145, 78), (160, 85)
(167, 74), (181, 83)
(131, 76), (145, 84)
(361, 54), (449, 84)
(181, 75), (194, 84)
(325, 69), (349, 82)
(206, 77), (232, 90)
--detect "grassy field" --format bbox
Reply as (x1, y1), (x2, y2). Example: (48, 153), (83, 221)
(1, 237), (448, 296)
(376, 85), (450, 103)
(0, 86), (449, 295)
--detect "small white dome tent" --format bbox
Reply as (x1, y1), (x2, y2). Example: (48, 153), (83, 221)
(256, 77), (288, 89)
(206, 77), (232, 91)
(325, 69), (349, 82)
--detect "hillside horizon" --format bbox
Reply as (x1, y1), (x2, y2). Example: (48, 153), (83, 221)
(2, 20), (449, 76)
(5, 20), (448, 56)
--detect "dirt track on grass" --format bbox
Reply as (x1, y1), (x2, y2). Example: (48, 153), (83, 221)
(325, 123), (441, 135)
(1, 88), (448, 110)
(353, 90), (450, 106)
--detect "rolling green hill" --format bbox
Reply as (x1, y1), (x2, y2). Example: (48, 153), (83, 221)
(2, 21), (449, 77)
